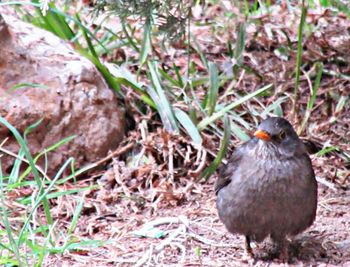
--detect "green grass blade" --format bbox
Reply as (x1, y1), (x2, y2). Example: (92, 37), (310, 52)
(19, 135), (76, 181)
(308, 62), (323, 109)
(148, 61), (179, 133)
(201, 116), (230, 179)
(122, 23), (140, 53)
(329, 95), (348, 123)
(79, 50), (121, 93)
(146, 86), (176, 133)
(35, 221), (58, 267)
(234, 22), (246, 65)
(0, 116), (53, 226)
(260, 96), (288, 118)
(330, 0), (350, 18)
(0, 166), (22, 265)
(173, 63), (184, 88)
(158, 68), (181, 87)
(31, 0), (75, 40)
(298, 62), (323, 134)
(292, 0), (307, 115)
(207, 62), (219, 116)
(174, 108), (202, 145)
(140, 18), (152, 66)
(17, 157), (74, 246)
(335, 95), (348, 114)
(230, 120), (250, 142)
(191, 34), (209, 70)
(197, 84), (272, 130)
(24, 118), (44, 137)
(9, 83), (49, 92)
(8, 118), (45, 183)
(316, 146), (339, 157)
(1, 2), (108, 52)
(67, 195), (85, 235)
(75, 13), (98, 58)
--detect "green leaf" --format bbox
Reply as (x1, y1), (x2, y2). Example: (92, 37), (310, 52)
(0, 116), (53, 227)
(234, 22), (246, 65)
(148, 61), (179, 133)
(140, 19), (152, 66)
(330, 0), (350, 18)
(230, 121), (250, 142)
(9, 83), (49, 92)
(316, 146), (339, 157)
(24, 118), (44, 136)
(67, 195), (86, 235)
(32, 0), (75, 41)
(335, 95), (348, 114)
(261, 96), (288, 118)
(75, 13), (98, 58)
(173, 63), (184, 88)
(197, 84), (272, 130)
(292, 0), (307, 114)
(18, 157), (75, 246)
(19, 135), (76, 182)
(201, 116), (230, 179)
(174, 108), (202, 145)
(64, 239), (107, 251)
(308, 62), (323, 109)
(158, 68), (181, 88)
(298, 62), (323, 134)
(207, 62), (219, 116)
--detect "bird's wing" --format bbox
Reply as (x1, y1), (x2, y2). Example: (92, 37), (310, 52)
(214, 141), (248, 195)
(300, 138), (323, 155)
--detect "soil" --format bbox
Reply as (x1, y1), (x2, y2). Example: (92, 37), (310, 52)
(46, 161), (350, 266)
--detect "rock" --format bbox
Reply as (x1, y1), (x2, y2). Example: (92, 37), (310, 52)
(0, 12), (125, 175)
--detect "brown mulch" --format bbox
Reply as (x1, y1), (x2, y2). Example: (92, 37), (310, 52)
(45, 167), (350, 266)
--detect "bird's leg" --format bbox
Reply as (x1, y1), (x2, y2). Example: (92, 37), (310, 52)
(245, 236), (254, 257)
(279, 240), (289, 263)
(272, 235), (289, 263)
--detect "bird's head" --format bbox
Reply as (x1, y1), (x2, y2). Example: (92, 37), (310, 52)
(253, 117), (303, 158)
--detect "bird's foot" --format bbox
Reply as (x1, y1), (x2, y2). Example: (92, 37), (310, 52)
(271, 235), (290, 263)
(245, 236), (255, 258)
(278, 243), (289, 263)
(275, 238), (290, 263)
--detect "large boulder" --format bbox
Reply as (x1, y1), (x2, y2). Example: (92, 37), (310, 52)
(0, 12), (125, 175)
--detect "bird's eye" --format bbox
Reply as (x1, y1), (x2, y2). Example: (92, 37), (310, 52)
(278, 130), (286, 140)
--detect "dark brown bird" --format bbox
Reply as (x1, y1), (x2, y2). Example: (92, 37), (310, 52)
(215, 117), (317, 261)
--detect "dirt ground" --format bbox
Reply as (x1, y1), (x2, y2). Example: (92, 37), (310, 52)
(46, 160), (350, 267)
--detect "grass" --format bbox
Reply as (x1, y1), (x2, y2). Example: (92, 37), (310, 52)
(292, 0), (307, 116)
(0, 118), (103, 266)
(0, 0), (349, 265)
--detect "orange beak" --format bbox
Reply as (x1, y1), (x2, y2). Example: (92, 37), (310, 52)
(254, 129), (271, 141)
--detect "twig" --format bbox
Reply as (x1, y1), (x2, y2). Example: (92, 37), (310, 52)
(189, 148), (207, 175)
(0, 147), (50, 181)
(133, 216), (239, 266)
(143, 216), (189, 228)
(0, 137), (9, 147)
(184, 145), (192, 164)
(187, 232), (237, 248)
(316, 176), (337, 192)
(135, 220), (187, 267)
(112, 158), (131, 198)
(168, 139), (174, 183)
(146, 244), (154, 267)
(93, 142), (134, 167)
(191, 219), (229, 236)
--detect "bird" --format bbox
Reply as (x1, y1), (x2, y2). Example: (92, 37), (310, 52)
(215, 117), (318, 261)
